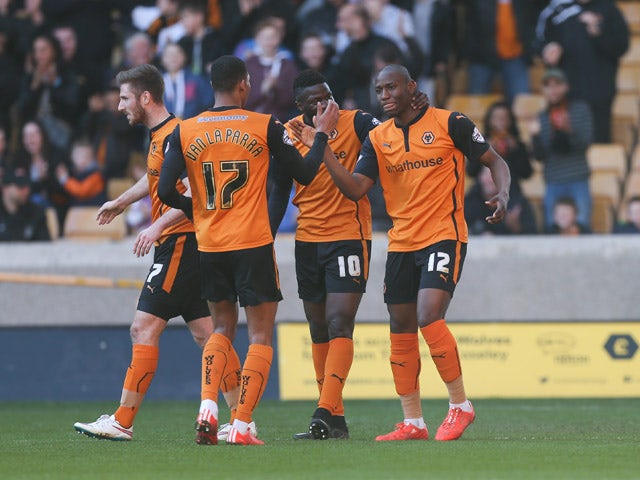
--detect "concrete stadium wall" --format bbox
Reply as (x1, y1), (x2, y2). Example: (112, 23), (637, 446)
(1, 233), (639, 326)
(1, 234), (638, 401)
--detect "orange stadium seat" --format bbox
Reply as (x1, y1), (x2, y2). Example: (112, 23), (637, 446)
(63, 206), (126, 241)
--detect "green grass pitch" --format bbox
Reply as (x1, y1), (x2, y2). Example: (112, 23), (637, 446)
(1, 398), (638, 480)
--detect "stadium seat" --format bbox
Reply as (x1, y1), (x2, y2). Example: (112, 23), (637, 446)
(45, 207), (59, 240)
(616, 64), (640, 94)
(591, 195), (615, 233)
(618, 170), (640, 221)
(520, 172), (546, 231)
(618, 1), (640, 35)
(611, 93), (639, 153)
(445, 93), (503, 126)
(528, 58), (547, 93)
(630, 144), (640, 171)
(512, 93), (546, 122)
(620, 36), (640, 66)
(63, 206), (126, 241)
(107, 177), (135, 200)
(590, 171), (622, 207)
(586, 143), (628, 183)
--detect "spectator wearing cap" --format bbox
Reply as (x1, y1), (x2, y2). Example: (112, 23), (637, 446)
(536, 0), (629, 143)
(528, 68), (593, 230)
(0, 168), (51, 242)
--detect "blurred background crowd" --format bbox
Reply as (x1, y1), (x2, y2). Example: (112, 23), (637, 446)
(1, 0), (640, 242)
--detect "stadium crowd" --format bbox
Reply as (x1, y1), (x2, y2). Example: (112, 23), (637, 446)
(0, 0), (639, 240)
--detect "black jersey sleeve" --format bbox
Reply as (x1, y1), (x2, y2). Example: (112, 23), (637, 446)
(353, 110), (381, 144)
(158, 125), (193, 218)
(266, 116), (327, 185)
(448, 112), (490, 164)
(353, 136), (379, 181)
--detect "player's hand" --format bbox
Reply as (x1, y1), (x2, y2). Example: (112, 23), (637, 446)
(289, 119), (317, 148)
(484, 192), (509, 224)
(96, 200), (124, 225)
(410, 90), (430, 110)
(133, 223), (162, 257)
(313, 99), (339, 135)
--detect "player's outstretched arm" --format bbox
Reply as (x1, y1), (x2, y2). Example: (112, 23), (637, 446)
(480, 147), (511, 224)
(96, 175), (149, 225)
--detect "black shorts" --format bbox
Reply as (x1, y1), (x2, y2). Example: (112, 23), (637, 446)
(295, 239), (371, 302)
(137, 232), (210, 322)
(383, 240), (467, 304)
(199, 243), (283, 307)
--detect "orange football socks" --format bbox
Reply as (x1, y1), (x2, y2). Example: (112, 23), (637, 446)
(311, 341), (330, 394)
(220, 344), (241, 421)
(318, 337), (353, 416)
(235, 343), (273, 423)
(114, 344), (159, 428)
(201, 333), (236, 403)
(389, 332), (421, 396)
(421, 319), (463, 383)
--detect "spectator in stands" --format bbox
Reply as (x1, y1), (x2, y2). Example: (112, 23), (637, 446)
(331, 3), (400, 111)
(545, 196), (591, 235)
(460, 0), (541, 103)
(219, 0), (299, 56)
(296, 0), (346, 51)
(16, 32), (80, 152)
(56, 139), (106, 207)
(177, 0), (225, 77)
(0, 167), (51, 242)
(297, 32), (334, 78)
(466, 165), (537, 235)
(245, 17), (299, 121)
(536, 0), (629, 143)
(43, 0), (129, 91)
(160, 42), (213, 119)
(412, 0), (453, 107)
(613, 196), (640, 234)
(78, 86), (143, 180)
(0, 124), (11, 184)
(52, 24), (94, 114)
(468, 100), (532, 197)
(15, 119), (69, 232)
(11, 0), (47, 61)
(529, 68), (593, 230)
(114, 32), (158, 74)
(363, 0), (416, 58)
(0, 23), (20, 138)
(145, 0), (184, 55)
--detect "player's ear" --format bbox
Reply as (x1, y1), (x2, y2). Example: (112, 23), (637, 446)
(407, 79), (417, 95)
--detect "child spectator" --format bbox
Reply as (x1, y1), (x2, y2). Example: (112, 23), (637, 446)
(56, 139), (106, 207)
(613, 196), (640, 234)
(545, 196), (590, 235)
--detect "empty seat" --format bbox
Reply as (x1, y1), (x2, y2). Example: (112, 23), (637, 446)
(107, 177), (135, 201)
(63, 206), (126, 241)
(586, 143), (628, 182)
(445, 93), (503, 125)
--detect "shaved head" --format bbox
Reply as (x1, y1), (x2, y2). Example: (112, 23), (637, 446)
(377, 64), (412, 83)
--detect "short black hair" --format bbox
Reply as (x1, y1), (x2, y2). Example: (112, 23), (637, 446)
(210, 55), (247, 92)
(115, 64), (165, 102)
(293, 69), (327, 100)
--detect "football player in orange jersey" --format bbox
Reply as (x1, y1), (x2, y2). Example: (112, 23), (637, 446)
(320, 64), (511, 442)
(74, 64), (243, 441)
(158, 55), (339, 445)
(268, 69), (379, 440)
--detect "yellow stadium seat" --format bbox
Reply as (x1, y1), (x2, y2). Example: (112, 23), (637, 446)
(586, 143), (628, 182)
(45, 207), (59, 240)
(590, 171), (622, 207)
(63, 206), (126, 241)
(620, 36), (640, 66)
(107, 177), (135, 200)
(591, 195), (615, 233)
(618, 2), (640, 35)
(445, 93), (503, 126)
(617, 64), (640, 94)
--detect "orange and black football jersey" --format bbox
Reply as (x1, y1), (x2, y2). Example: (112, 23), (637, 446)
(147, 115), (193, 241)
(286, 109), (376, 242)
(355, 107), (490, 252)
